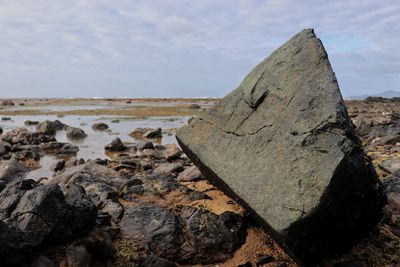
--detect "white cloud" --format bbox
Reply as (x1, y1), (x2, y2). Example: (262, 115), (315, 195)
(0, 0), (399, 97)
(157, 16), (192, 35)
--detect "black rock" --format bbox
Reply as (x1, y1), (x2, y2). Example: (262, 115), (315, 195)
(55, 184), (97, 238)
(84, 227), (115, 259)
(119, 204), (184, 260)
(138, 141), (154, 150)
(65, 245), (92, 267)
(11, 183), (68, 246)
(179, 209), (245, 264)
(104, 138), (126, 152)
(0, 158), (29, 183)
(30, 256), (56, 267)
(333, 260), (366, 267)
(50, 159), (65, 172)
(143, 128), (162, 139)
(66, 127), (87, 140)
(36, 120), (65, 135)
(24, 120), (39, 126)
(138, 255), (177, 267)
(92, 122), (109, 130)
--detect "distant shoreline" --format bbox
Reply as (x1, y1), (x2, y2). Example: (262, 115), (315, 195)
(0, 97), (219, 117)
(0, 97), (222, 102)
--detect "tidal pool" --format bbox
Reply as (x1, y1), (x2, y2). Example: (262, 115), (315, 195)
(0, 114), (189, 179)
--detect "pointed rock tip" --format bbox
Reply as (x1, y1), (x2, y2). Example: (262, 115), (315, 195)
(296, 28), (316, 38)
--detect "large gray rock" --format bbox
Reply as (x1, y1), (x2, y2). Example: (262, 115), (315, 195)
(0, 180), (97, 260)
(0, 158), (28, 183)
(12, 183), (68, 246)
(2, 128), (32, 145)
(36, 120), (65, 135)
(176, 29), (386, 264)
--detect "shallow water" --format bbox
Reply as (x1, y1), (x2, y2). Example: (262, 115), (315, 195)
(0, 115), (187, 160)
(0, 113), (189, 179)
(25, 155), (58, 181)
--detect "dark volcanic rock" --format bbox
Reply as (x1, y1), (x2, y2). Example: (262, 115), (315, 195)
(2, 128), (32, 145)
(92, 122), (109, 130)
(30, 256), (56, 267)
(176, 29), (386, 263)
(50, 159), (66, 172)
(144, 127), (162, 139)
(179, 208), (245, 264)
(11, 144), (40, 161)
(0, 180), (97, 263)
(84, 227), (115, 259)
(119, 204), (184, 260)
(36, 120), (65, 135)
(66, 127), (87, 140)
(138, 255), (177, 267)
(0, 179), (37, 219)
(65, 245), (91, 267)
(2, 127), (55, 145)
(105, 137), (126, 152)
(60, 143), (80, 155)
(55, 184), (97, 239)
(131, 127), (162, 139)
(12, 183), (68, 246)
(138, 141), (154, 150)
(52, 161), (122, 187)
(0, 158), (28, 183)
(51, 162), (122, 222)
(24, 120), (39, 126)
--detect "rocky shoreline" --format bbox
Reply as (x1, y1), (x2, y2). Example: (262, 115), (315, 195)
(0, 97), (399, 266)
(0, 117), (294, 267)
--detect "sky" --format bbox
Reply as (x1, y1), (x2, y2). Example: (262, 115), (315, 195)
(0, 0), (399, 98)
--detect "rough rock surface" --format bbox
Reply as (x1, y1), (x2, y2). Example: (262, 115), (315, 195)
(36, 120), (65, 135)
(177, 165), (204, 182)
(0, 180), (96, 262)
(0, 158), (29, 183)
(120, 204), (184, 260)
(130, 127), (162, 140)
(176, 29), (386, 263)
(92, 122), (109, 130)
(66, 127), (87, 140)
(378, 157), (400, 174)
(2, 127), (55, 145)
(105, 137), (126, 152)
